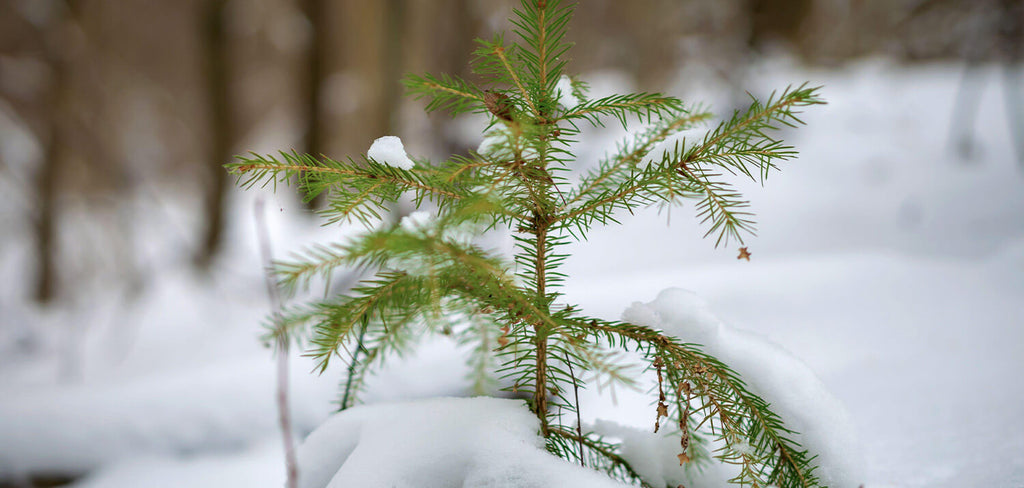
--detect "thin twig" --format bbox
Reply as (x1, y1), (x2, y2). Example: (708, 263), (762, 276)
(564, 350), (584, 467)
(254, 197), (298, 488)
(340, 314), (370, 411)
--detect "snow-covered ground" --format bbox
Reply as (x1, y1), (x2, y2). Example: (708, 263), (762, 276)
(2, 58), (1023, 487)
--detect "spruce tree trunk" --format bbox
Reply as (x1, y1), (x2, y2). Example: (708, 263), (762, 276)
(195, 0), (231, 269)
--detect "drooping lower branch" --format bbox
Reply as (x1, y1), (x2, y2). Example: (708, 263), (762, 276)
(579, 318), (818, 487)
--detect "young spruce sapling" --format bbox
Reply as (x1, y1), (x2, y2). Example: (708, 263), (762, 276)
(229, 1), (826, 486)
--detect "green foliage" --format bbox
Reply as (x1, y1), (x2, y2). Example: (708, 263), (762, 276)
(228, 1), (825, 486)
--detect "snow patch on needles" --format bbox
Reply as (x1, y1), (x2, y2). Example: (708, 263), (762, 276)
(590, 419), (731, 488)
(399, 210), (433, 235)
(555, 75), (581, 108)
(391, 211), (437, 275)
(622, 288), (865, 488)
(367, 136), (415, 170)
(296, 397), (629, 488)
(392, 211), (484, 274)
(477, 126), (539, 161)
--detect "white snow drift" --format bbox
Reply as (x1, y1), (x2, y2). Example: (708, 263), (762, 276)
(621, 288), (865, 487)
(296, 397), (628, 488)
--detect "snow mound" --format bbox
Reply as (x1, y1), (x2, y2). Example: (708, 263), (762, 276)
(367, 136), (415, 170)
(296, 397), (628, 488)
(622, 288), (865, 488)
(0, 355), (335, 478)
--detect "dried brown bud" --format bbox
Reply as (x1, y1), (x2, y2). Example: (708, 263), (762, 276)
(497, 325), (510, 347)
(483, 91), (513, 122)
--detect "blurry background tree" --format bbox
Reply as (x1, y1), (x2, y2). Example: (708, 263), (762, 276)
(0, 0), (1020, 308)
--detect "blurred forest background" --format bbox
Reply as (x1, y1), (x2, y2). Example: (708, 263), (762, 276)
(2, 1), (1024, 487)
(1, 0), (1020, 309)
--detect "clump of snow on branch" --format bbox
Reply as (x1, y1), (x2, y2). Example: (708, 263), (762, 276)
(389, 211), (437, 276)
(296, 397), (629, 488)
(477, 127), (538, 161)
(399, 210), (433, 235)
(399, 210), (479, 246)
(367, 136), (415, 170)
(476, 128), (508, 159)
(555, 74), (581, 108)
(390, 210), (485, 276)
(621, 288), (865, 488)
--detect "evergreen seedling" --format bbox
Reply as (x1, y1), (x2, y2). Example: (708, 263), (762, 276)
(229, 1), (825, 486)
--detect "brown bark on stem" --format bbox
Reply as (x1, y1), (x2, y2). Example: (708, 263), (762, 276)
(533, 217), (549, 434)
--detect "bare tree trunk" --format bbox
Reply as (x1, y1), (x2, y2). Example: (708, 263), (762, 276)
(195, 0), (232, 269)
(35, 69), (64, 303)
(302, 0), (326, 209)
(339, 0), (386, 153)
(382, 0), (405, 135)
(34, 1), (79, 304)
(998, 0), (1023, 167)
(34, 82), (62, 304)
(747, 0), (812, 50)
(437, 0), (479, 157)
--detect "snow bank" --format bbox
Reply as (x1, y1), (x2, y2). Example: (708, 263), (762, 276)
(296, 397), (629, 488)
(0, 354), (336, 478)
(621, 288), (865, 487)
(71, 440), (286, 488)
(367, 136), (415, 170)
